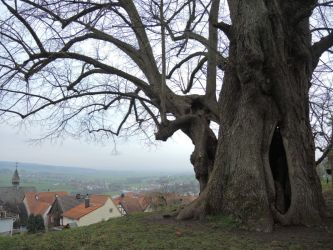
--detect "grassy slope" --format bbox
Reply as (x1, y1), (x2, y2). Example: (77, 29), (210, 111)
(0, 182), (332, 249)
(0, 211), (332, 250)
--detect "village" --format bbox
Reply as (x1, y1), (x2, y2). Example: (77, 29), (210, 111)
(0, 167), (197, 236)
(1, 158), (331, 237)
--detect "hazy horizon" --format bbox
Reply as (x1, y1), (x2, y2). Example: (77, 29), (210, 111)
(0, 123), (194, 172)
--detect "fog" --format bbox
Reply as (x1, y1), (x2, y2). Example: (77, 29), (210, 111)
(0, 123), (194, 172)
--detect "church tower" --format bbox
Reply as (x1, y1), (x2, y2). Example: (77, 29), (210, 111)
(12, 163), (20, 187)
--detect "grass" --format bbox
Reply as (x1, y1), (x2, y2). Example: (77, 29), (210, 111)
(322, 180), (332, 193)
(0, 210), (331, 250)
(0, 174), (11, 186)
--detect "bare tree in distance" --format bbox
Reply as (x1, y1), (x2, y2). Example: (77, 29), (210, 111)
(0, 0), (333, 231)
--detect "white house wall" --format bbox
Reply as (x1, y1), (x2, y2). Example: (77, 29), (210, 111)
(144, 205), (153, 213)
(43, 207), (51, 228)
(23, 198), (30, 215)
(62, 217), (77, 226)
(0, 218), (13, 235)
(76, 198), (121, 227)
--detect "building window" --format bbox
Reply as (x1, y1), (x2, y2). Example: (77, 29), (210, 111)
(109, 208), (113, 213)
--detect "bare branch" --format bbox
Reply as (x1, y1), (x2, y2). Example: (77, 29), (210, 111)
(1, 0), (46, 53)
(167, 51), (207, 79)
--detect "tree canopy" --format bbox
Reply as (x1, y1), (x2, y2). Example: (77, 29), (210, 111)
(0, 1), (331, 154)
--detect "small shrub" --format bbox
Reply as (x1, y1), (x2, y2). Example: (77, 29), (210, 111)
(27, 214), (45, 233)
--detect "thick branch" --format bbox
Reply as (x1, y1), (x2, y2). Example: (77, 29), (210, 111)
(0, 88), (153, 119)
(26, 51), (151, 94)
(155, 114), (196, 141)
(119, 0), (160, 79)
(312, 32), (333, 70)
(316, 142), (333, 165)
(205, 0), (220, 100)
(214, 21), (232, 39)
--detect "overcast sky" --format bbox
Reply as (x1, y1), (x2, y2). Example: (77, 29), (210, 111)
(0, 123), (194, 172)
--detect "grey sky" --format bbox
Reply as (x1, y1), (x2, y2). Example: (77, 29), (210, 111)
(0, 123), (194, 172)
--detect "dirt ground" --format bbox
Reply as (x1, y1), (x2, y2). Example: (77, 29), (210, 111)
(252, 190), (333, 248)
(147, 190), (333, 249)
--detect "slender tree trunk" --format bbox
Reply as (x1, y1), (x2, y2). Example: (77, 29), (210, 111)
(178, 0), (326, 232)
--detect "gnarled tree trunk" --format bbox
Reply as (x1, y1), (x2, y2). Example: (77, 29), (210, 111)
(155, 96), (217, 193)
(183, 116), (217, 192)
(178, 0), (326, 232)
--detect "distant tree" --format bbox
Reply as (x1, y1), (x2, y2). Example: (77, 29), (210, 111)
(27, 214), (36, 233)
(35, 215), (45, 232)
(27, 214), (45, 233)
(1, 0), (333, 231)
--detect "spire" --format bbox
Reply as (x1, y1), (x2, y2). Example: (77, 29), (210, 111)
(12, 162), (20, 186)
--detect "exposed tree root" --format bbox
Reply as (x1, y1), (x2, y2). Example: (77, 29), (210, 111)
(176, 192), (207, 220)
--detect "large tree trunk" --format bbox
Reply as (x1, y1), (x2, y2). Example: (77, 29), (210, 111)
(178, 0), (326, 232)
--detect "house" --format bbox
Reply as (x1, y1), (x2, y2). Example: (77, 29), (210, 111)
(0, 205), (15, 236)
(112, 196), (127, 216)
(112, 192), (152, 214)
(0, 218), (14, 236)
(113, 193), (144, 215)
(0, 167), (36, 226)
(113, 192), (198, 213)
(47, 194), (84, 227)
(48, 194), (121, 227)
(23, 191), (68, 228)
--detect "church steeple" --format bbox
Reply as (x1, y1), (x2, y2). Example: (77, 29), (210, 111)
(12, 163), (20, 187)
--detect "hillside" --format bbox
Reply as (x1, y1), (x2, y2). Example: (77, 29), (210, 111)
(1, 191), (332, 250)
(0, 161), (198, 195)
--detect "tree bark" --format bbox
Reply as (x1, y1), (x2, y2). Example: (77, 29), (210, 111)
(178, 0), (326, 232)
(183, 117), (217, 192)
(154, 93), (217, 193)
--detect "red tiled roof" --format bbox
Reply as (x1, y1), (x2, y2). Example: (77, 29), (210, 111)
(112, 192), (198, 213)
(25, 191), (68, 216)
(62, 195), (109, 220)
(138, 196), (151, 210)
(121, 197), (143, 213)
(112, 196), (122, 205)
(113, 194), (145, 214)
